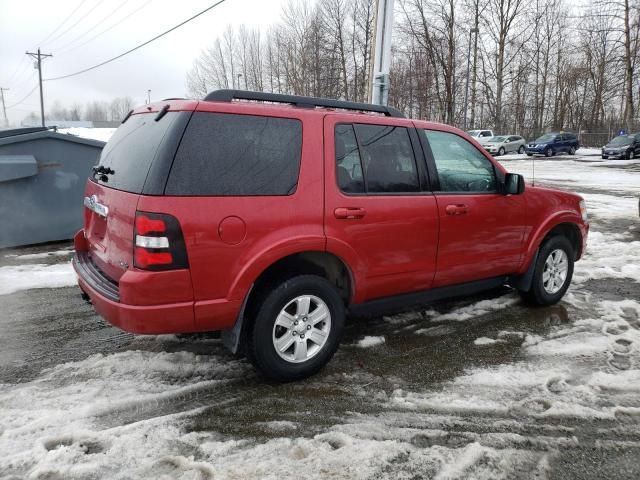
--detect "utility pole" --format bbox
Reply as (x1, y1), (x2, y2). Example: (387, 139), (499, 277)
(26, 48), (53, 127)
(369, 0), (395, 106)
(147, 89), (151, 104)
(0, 87), (9, 127)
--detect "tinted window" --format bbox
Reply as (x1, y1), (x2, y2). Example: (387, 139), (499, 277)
(96, 112), (181, 193)
(354, 124), (419, 193)
(166, 112), (302, 196)
(423, 130), (497, 193)
(481, 131), (492, 137)
(335, 125), (365, 193)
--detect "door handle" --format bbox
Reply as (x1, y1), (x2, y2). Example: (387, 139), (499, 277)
(334, 207), (366, 219)
(445, 204), (468, 216)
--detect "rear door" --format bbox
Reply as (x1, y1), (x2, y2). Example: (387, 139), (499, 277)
(417, 126), (526, 287)
(84, 108), (190, 281)
(324, 115), (439, 301)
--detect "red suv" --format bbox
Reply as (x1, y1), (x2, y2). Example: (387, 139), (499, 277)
(73, 90), (589, 381)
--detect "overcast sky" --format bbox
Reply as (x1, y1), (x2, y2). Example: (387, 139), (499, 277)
(0, 0), (290, 125)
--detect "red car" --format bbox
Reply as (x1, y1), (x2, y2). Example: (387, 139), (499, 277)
(73, 90), (589, 381)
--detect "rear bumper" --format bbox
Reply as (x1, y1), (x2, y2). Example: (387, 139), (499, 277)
(73, 252), (196, 334)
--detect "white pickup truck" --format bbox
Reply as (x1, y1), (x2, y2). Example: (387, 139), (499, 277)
(468, 129), (495, 141)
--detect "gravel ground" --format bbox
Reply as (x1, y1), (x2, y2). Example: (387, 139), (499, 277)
(0, 153), (639, 479)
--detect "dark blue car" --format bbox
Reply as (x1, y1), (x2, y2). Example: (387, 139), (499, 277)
(525, 132), (579, 157)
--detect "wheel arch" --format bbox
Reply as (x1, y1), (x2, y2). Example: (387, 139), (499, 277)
(223, 250), (355, 354)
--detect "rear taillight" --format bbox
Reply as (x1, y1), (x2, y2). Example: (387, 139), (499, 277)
(134, 211), (188, 271)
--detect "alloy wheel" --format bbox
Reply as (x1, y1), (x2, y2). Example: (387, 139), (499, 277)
(542, 249), (569, 294)
(272, 295), (331, 363)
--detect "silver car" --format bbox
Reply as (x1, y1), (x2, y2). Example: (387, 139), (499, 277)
(482, 135), (526, 156)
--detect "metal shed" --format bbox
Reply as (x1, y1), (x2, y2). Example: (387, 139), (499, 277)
(0, 127), (105, 248)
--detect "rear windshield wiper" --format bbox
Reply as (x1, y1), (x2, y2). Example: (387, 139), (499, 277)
(92, 165), (115, 182)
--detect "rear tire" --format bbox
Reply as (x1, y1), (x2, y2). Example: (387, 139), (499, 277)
(248, 275), (344, 382)
(518, 145), (525, 154)
(569, 146), (576, 155)
(519, 236), (574, 306)
(545, 147), (554, 157)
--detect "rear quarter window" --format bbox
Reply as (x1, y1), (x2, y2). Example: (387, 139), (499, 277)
(165, 112), (302, 196)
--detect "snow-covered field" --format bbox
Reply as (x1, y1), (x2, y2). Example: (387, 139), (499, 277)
(58, 127), (116, 143)
(0, 154), (639, 479)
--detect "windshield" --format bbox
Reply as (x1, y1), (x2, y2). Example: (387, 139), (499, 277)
(535, 134), (555, 143)
(608, 135), (632, 146)
(489, 136), (506, 143)
(467, 130), (481, 137)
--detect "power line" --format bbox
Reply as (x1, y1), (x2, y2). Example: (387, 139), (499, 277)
(5, 84), (39, 109)
(44, 0), (105, 49)
(54, 0), (129, 53)
(45, 0), (230, 82)
(56, 0), (154, 56)
(32, 0), (88, 49)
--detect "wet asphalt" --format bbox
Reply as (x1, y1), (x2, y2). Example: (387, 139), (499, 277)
(1, 158), (640, 479)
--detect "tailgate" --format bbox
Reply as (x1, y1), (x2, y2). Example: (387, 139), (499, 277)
(83, 181), (138, 282)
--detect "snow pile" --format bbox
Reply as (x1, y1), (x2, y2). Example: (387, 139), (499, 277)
(59, 127), (116, 143)
(355, 335), (386, 348)
(0, 262), (76, 295)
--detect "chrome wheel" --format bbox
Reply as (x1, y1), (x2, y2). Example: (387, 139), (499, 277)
(272, 295), (331, 363)
(542, 249), (569, 294)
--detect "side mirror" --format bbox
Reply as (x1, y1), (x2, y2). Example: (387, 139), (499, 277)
(504, 173), (525, 195)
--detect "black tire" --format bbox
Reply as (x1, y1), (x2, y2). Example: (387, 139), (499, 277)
(248, 275), (344, 382)
(569, 146), (576, 155)
(518, 145), (525, 154)
(498, 147), (505, 156)
(626, 149), (633, 160)
(519, 236), (574, 306)
(545, 147), (554, 157)
(526, 153), (533, 157)
(602, 155), (608, 159)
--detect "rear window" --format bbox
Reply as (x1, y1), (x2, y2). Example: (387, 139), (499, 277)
(95, 112), (181, 193)
(165, 112), (302, 196)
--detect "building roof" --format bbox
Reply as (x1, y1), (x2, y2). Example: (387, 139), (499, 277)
(0, 127), (105, 148)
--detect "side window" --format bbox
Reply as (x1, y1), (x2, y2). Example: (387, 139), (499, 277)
(423, 130), (497, 193)
(335, 124), (364, 193)
(166, 112), (302, 196)
(354, 124), (419, 193)
(481, 131), (491, 137)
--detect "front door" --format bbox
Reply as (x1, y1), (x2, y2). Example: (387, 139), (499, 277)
(324, 115), (439, 302)
(418, 127), (526, 288)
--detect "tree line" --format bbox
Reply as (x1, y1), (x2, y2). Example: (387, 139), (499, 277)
(22, 96), (134, 125)
(186, 0), (640, 138)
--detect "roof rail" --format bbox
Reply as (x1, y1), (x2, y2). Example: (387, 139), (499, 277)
(203, 89), (405, 118)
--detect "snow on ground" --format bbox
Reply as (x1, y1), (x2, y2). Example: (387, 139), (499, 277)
(59, 127), (116, 143)
(3, 248), (72, 260)
(355, 335), (386, 348)
(0, 262), (76, 295)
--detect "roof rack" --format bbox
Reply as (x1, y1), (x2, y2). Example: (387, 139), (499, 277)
(203, 89), (405, 118)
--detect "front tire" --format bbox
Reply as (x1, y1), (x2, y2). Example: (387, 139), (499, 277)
(519, 236), (574, 306)
(248, 275), (344, 382)
(545, 147), (554, 157)
(627, 149), (633, 160)
(498, 147), (505, 156)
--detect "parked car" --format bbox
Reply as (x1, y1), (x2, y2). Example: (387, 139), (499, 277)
(525, 132), (579, 157)
(482, 135), (526, 156)
(601, 133), (640, 159)
(73, 90), (589, 382)
(467, 129), (494, 140)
